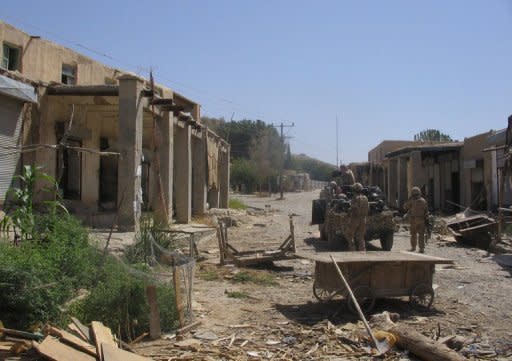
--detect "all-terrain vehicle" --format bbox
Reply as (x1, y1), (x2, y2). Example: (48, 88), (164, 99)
(312, 184), (395, 251)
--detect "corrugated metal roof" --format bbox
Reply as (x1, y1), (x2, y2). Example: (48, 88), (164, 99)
(0, 74), (37, 103)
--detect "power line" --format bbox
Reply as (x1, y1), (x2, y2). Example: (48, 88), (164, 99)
(2, 15), (286, 123)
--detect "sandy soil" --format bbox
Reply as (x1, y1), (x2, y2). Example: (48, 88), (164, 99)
(134, 191), (512, 360)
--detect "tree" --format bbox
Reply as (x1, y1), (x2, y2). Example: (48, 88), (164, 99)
(414, 129), (453, 142)
(284, 143), (293, 169)
(230, 158), (259, 193)
(249, 128), (283, 192)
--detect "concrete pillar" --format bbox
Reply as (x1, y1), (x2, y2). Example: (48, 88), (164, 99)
(397, 156), (408, 208)
(82, 110), (100, 206)
(388, 158), (398, 207)
(174, 123), (192, 223)
(409, 151), (423, 191)
(219, 145), (230, 208)
(192, 132), (207, 216)
(152, 111), (173, 225)
(491, 150), (498, 207)
(208, 188), (220, 209)
(117, 74), (144, 231)
(433, 163), (441, 209)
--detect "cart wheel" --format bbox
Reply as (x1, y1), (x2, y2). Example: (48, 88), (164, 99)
(347, 286), (375, 315)
(313, 280), (337, 302)
(410, 283), (435, 309)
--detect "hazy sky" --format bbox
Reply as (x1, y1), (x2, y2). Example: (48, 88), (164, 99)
(3, 1), (512, 164)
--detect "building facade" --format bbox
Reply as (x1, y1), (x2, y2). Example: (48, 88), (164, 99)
(0, 21), (230, 230)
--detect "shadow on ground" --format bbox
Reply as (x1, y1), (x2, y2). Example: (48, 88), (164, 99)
(274, 298), (446, 326)
(492, 254), (512, 277)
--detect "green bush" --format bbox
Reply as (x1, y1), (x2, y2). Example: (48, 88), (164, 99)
(229, 198), (247, 210)
(74, 258), (177, 340)
(0, 167), (179, 337)
(0, 215), (99, 329)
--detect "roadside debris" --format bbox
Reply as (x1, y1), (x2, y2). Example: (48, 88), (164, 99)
(0, 320), (151, 361)
(370, 311), (467, 361)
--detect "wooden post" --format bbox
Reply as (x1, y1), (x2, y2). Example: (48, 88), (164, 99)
(217, 226), (225, 265)
(289, 215), (296, 253)
(173, 268), (185, 327)
(146, 285), (161, 339)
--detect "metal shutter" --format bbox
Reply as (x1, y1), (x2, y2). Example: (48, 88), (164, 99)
(0, 94), (23, 202)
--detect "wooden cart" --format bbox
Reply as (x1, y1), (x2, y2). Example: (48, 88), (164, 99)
(304, 251), (453, 313)
(217, 215), (296, 267)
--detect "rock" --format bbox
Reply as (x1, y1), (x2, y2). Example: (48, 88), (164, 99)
(282, 336), (297, 345)
(446, 336), (465, 351)
(175, 338), (201, 348)
(194, 330), (218, 341)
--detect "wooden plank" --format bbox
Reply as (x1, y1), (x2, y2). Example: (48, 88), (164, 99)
(91, 321), (117, 361)
(101, 343), (152, 361)
(146, 285), (161, 339)
(47, 326), (96, 357)
(70, 317), (91, 342)
(34, 336), (96, 361)
(216, 227), (225, 265)
(0, 342), (14, 351)
(299, 251), (453, 264)
(67, 323), (88, 341)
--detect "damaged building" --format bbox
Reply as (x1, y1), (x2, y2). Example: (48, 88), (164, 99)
(0, 21), (230, 230)
(368, 130), (511, 212)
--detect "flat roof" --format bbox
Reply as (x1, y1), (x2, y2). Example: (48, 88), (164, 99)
(386, 142), (463, 158)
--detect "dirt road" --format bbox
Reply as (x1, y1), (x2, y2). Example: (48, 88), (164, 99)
(135, 190), (512, 360)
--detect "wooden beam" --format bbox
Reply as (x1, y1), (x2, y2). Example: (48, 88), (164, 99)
(91, 321), (117, 361)
(173, 270), (185, 328)
(70, 317), (91, 342)
(371, 312), (466, 361)
(34, 337), (96, 361)
(47, 85), (119, 96)
(101, 343), (152, 361)
(47, 326), (96, 357)
(150, 98), (174, 106)
(146, 285), (161, 339)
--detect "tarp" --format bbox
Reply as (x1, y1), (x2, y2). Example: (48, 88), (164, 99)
(0, 74), (37, 103)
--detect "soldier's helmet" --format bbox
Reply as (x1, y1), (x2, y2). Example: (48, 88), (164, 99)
(411, 186), (421, 197)
(353, 182), (363, 193)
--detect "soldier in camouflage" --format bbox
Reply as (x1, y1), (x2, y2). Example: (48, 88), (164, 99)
(404, 186), (428, 253)
(339, 164), (356, 186)
(347, 183), (369, 251)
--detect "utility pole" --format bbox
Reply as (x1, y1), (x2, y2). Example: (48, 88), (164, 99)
(336, 115), (339, 167)
(272, 122), (294, 200)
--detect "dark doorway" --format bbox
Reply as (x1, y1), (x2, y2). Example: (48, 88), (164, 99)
(449, 172), (460, 212)
(471, 182), (487, 211)
(141, 161), (150, 211)
(427, 178), (435, 210)
(99, 137), (118, 209)
(57, 138), (82, 200)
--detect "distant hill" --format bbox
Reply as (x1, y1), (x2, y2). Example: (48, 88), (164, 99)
(289, 154), (336, 181)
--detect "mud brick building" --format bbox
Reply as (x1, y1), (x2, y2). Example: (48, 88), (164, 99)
(0, 21), (230, 230)
(368, 129), (511, 212)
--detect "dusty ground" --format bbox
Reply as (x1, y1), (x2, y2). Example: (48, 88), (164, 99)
(134, 191), (512, 360)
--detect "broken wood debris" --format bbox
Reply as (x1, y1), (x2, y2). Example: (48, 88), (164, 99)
(0, 319), (155, 361)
